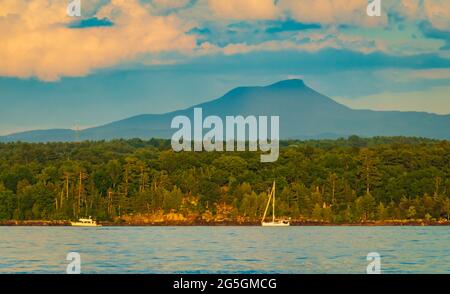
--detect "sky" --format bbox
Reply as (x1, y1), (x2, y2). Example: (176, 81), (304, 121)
(0, 0), (450, 135)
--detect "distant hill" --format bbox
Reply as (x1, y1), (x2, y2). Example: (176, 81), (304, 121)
(1, 79), (449, 142)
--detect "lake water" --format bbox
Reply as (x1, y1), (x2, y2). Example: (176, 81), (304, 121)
(0, 226), (449, 274)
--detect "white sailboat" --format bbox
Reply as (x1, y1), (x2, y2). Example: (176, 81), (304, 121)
(261, 181), (290, 227)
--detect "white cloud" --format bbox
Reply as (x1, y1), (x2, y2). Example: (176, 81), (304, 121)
(0, 0), (197, 81)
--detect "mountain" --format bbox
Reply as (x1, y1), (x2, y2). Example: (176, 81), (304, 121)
(1, 79), (449, 142)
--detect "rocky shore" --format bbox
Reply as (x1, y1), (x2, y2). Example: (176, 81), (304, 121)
(1, 219), (449, 226)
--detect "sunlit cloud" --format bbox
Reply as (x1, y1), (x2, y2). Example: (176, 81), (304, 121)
(0, 0), (197, 81)
(278, 0), (387, 27)
(0, 0), (450, 82)
(152, 0), (191, 9)
(424, 0), (450, 31)
(207, 0), (278, 20)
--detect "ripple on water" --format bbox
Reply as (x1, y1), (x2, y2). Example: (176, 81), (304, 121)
(0, 227), (449, 273)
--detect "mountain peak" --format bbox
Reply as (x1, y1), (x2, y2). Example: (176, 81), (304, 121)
(267, 79), (306, 89)
(1, 80), (449, 142)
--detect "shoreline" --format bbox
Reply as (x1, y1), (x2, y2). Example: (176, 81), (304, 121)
(1, 220), (449, 226)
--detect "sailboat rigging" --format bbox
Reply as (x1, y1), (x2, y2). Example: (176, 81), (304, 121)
(261, 181), (290, 227)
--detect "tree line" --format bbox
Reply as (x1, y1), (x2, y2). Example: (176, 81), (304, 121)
(0, 136), (449, 223)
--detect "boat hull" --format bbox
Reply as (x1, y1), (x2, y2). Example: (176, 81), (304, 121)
(70, 222), (101, 227)
(261, 221), (290, 227)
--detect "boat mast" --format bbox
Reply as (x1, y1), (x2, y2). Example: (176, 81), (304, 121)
(261, 184), (273, 224)
(272, 181), (275, 222)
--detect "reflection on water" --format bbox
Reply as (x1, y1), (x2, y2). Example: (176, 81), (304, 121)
(0, 227), (449, 273)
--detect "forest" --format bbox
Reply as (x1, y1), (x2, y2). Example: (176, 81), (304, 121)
(0, 136), (449, 224)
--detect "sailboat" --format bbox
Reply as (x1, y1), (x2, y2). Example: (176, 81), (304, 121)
(261, 181), (290, 227)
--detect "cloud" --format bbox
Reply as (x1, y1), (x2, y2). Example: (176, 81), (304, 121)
(148, 0), (193, 14)
(424, 0), (450, 31)
(334, 86), (450, 115)
(2, 0), (450, 82)
(152, 0), (191, 9)
(196, 29), (383, 56)
(278, 0), (387, 27)
(392, 0), (450, 31)
(276, 0), (450, 30)
(188, 20), (322, 49)
(419, 21), (450, 50)
(207, 0), (278, 20)
(201, 0), (450, 31)
(400, 0), (421, 19)
(0, 0), (197, 81)
(205, 0), (391, 27)
(180, 48), (450, 79)
(409, 69), (450, 80)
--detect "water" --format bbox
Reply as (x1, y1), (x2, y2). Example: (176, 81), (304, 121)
(0, 226), (449, 274)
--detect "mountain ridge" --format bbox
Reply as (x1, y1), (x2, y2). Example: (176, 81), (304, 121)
(1, 79), (449, 142)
